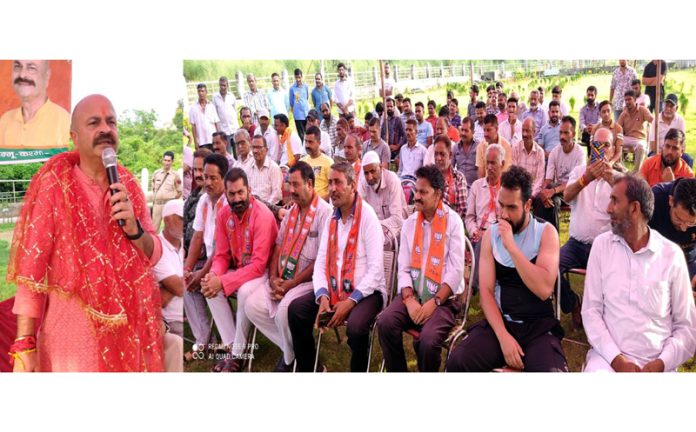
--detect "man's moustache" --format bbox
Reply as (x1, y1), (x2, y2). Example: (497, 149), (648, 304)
(93, 133), (116, 148)
(14, 77), (35, 86)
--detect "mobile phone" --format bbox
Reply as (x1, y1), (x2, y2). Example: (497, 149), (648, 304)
(318, 310), (335, 328)
(590, 140), (607, 163)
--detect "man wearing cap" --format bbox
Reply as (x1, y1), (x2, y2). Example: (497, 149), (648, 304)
(152, 199), (185, 372)
(151, 150), (183, 232)
(359, 150), (408, 248)
(255, 108), (281, 164)
(648, 94), (688, 164)
(245, 161), (332, 371)
(640, 129), (693, 187)
(378, 164), (466, 372)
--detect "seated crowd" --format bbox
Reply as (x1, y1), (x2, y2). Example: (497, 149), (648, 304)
(182, 61), (696, 372)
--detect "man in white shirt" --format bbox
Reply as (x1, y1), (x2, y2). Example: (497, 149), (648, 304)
(152, 199), (185, 372)
(245, 161), (332, 371)
(212, 76), (239, 146)
(288, 161), (386, 372)
(274, 113), (305, 167)
(558, 128), (618, 330)
(511, 118), (545, 197)
(582, 174), (696, 372)
(232, 128), (255, 173)
(397, 119), (427, 179)
(333, 62), (355, 118)
(359, 150), (408, 248)
(255, 108), (281, 164)
(533, 116), (586, 231)
(648, 93), (687, 158)
(183, 154), (237, 360)
(378, 165), (466, 372)
(498, 97), (522, 145)
(189, 83), (220, 149)
(248, 134), (283, 205)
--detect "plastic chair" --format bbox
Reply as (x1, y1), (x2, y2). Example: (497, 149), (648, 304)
(313, 233), (399, 372)
(376, 235), (476, 372)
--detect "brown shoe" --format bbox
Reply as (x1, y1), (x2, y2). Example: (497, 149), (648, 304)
(571, 298), (583, 331)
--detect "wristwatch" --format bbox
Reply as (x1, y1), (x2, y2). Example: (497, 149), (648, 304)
(434, 295), (442, 306)
(125, 219), (144, 240)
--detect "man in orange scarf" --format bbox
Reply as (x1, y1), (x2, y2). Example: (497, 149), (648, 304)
(377, 165), (466, 372)
(288, 161), (386, 372)
(9, 94), (164, 372)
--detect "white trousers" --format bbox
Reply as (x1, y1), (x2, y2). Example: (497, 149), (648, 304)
(231, 274), (269, 356)
(582, 349), (675, 372)
(183, 289), (236, 347)
(245, 280), (314, 365)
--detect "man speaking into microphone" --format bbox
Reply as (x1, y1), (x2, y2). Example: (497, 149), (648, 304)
(8, 94), (165, 372)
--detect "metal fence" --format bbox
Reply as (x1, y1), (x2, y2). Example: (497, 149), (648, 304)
(186, 59), (696, 107)
(0, 180), (29, 224)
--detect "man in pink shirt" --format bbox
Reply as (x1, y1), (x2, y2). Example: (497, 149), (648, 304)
(201, 167), (278, 372)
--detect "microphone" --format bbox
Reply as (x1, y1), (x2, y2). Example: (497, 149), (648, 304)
(101, 147), (125, 227)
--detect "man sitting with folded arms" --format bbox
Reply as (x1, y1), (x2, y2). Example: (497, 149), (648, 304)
(447, 166), (568, 372)
(245, 162), (332, 371)
(288, 161), (386, 372)
(582, 175), (696, 372)
(377, 165), (465, 372)
(639, 128), (693, 187)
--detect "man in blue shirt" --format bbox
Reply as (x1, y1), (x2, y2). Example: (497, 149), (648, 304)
(289, 68), (310, 142)
(311, 72), (332, 112)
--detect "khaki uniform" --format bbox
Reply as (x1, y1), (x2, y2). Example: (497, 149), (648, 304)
(151, 168), (182, 231)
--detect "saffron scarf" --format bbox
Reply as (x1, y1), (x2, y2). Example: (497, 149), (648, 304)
(278, 194), (319, 280)
(326, 194), (362, 306)
(7, 151), (163, 372)
(280, 128), (296, 167)
(480, 179), (500, 231)
(410, 200), (448, 303)
(225, 197), (256, 268)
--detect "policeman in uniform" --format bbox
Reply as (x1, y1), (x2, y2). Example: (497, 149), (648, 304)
(152, 150), (183, 231)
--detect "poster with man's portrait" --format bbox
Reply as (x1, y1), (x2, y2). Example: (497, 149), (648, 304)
(0, 60), (72, 164)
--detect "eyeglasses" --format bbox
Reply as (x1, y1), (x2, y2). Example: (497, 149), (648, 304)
(671, 206), (696, 228)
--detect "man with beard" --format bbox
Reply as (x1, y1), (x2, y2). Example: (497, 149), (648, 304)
(343, 134), (363, 184)
(433, 134), (467, 219)
(447, 166), (568, 372)
(582, 175), (696, 372)
(358, 150), (408, 248)
(184, 154), (237, 370)
(495, 93), (508, 124)
(548, 86), (569, 117)
(9, 94), (164, 372)
(640, 128), (693, 187)
(245, 161), (332, 371)
(0, 60), (70, 150)
(558, 128), (618, 330)
(182, 148), (213, 358)
(333, 117), (349, 159)
(377, 164), (466, 372)
(579, 86), (599, 151)
(448, 98), (462, 129)
(648, 94), (687, 161)
(650, 178), (696, 294)
(401, 97), (416, 127)
(617, 90), (653, 171)
(319, 102), (338, 149)
(381, 97), (406, 164)
(414, 102), (434, 146)
(200, 168), (278, 372)
(473, 101), (487, 143)
(539, 101), (562, 157)
(288, 161), (386, 372)
(305, 111), (332, 156)
(364, 117), (391, 169)
(631, 79), (651, 110)
(467, 84), (479, 119)
(533, 116), (586, 230)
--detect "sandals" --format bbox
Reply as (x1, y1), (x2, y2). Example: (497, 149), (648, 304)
(211, 358), (243, 372)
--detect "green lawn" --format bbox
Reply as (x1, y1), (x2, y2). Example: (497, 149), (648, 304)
(0, 223), (15, 302)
